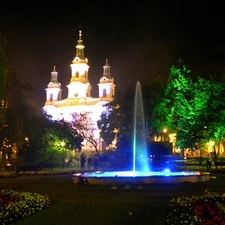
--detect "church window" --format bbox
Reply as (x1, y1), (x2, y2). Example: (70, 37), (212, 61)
(50, 93), (53, 101)
(76, 72), (79, 78)
(103, 89), (107, 98)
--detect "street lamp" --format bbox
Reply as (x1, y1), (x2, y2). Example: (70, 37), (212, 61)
(162, 128), (167, 141)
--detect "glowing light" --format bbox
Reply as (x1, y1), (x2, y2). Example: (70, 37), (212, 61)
(75, 170), (201, 178)
(163, 128), (167, 133)
(163, 168), (170, 173)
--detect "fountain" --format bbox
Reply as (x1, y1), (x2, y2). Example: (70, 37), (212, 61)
(73, 81), (210, 185)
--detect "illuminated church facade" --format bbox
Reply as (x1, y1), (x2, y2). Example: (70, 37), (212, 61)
(43, 30), (116, 152)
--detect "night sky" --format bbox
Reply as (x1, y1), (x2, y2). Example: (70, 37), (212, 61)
(1, 1), (225, 107)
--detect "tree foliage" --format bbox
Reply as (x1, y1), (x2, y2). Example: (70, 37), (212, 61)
(200, 72), (225, 162)
(72, 112), (100, 156)
(156, 59), (225, 161)
(157, 60), (199, 156)
(18, 111), (84, 166)
(0, 32), (8, 124)
(97, 78), (166, 155)
(98, 87), (134, 154)
(39, 117), (83, 165)
(141, 74), (167, 139)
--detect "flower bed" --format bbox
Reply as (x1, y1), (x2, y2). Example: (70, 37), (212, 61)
(0, 171), (17, 178)
(166, 192), (225, 224)
(18, 169), (77, 176)
(0, 189), (51, 224)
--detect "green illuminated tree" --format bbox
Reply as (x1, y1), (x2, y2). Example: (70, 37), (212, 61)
(158, 59), (198, 157)
(40, 118), (83, 167)
(158, 60), (225, 161)
(199, 72), (225, 165)
(18, 113), (83, 167)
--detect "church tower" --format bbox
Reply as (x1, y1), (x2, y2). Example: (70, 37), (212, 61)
(43, 29), (116, 151)
(67, 30), (92, 99)
(45, 66), (62, 105)
(98, 59), (115, 101)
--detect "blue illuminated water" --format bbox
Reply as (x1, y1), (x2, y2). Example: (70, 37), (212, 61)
(76, 170), (200, 178)
(133, 81), (150, 172)
(73, 81), (203, 183)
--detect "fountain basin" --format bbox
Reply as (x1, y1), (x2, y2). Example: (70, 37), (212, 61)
(72, 170), (210, 185)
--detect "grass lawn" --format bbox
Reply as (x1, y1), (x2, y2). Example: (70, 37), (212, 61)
(1, 165), (225, 225)
(1, 174), (172, 225)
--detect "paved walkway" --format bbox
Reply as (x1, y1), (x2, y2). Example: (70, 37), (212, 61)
(1, 172), (225, 225)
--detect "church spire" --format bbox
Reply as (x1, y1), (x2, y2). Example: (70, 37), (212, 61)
(44, 66), (62, 105)
(103, 59), (111, 78)
(75, 30), (85, 60)
(68, 29), (91, 98)
(50, 66), (58, 83)
(98, 59), (115, 101)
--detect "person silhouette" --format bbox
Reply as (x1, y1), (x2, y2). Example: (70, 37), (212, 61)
(80, 153), (86, 170)
(206, 153), (212, 169)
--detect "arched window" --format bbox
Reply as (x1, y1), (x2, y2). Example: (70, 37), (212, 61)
(103, 89), (107, 98)
(50, 93), (53, 101)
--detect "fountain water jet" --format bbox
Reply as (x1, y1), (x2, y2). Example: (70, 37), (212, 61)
(133, 81), (149, 172)
(73, 81), (210, 185)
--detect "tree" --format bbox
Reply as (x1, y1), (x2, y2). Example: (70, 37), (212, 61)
(141, 75), (167, 140)
(98, 87), (134, 155)
(97, 79), (166, 156)
(72, 112), (101, 156)
(0, 32), (8, 124)
(18, 111), (84, 166)
(200, 72), (225, 166)
(158, 60), (198, 157)
(1, 69), (34, 167)
(41, 118), (83, 167)
(157, 59), (225, 161)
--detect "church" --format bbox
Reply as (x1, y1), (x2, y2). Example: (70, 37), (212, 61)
(43, 30), (116, 152)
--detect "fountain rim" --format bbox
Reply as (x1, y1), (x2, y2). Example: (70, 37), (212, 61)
(72, 170), (210, 185)
(73, 170), (204, 177)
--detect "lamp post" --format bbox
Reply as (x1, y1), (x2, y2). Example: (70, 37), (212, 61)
(61, 141), (65, 168)
(162, 128), (167, 141)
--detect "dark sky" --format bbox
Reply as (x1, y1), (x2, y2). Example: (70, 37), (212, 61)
(1, 1), (225, 107)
